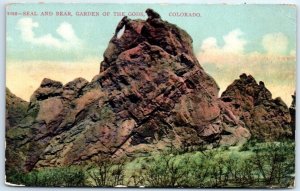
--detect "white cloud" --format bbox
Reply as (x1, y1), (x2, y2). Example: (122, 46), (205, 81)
(200, 29), (247, 55)
(262, 32), (288, 55)
(201, 37), (219, 54)
(56, 22), (79, 43)
(222, 29), (247, 54)
(17, 18), (81, 49)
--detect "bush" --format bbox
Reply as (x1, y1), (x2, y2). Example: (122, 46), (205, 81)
(133, 141), (295, 188)
(7, 166), (86, 187)
(87, 159), (125, 187)
(250, 141), (295, 186)
(140, 154), (188, 187)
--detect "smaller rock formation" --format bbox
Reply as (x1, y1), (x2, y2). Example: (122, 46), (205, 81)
(30, 78), (63, 102)
(6, 88), (28, 129)
(221, 74), (292, 140)
(289, 92), (296, 139)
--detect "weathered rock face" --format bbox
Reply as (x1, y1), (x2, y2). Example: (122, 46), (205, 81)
(6, 88), (29, 173)
(6, 88), (28, 129)
(289, 92), (296, 139)
(221, 74), (292, 140)
(6, 9), (250, 172)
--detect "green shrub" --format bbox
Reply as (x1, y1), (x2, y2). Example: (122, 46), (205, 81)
(7, 166), (86, 187)
(134, 141), (295, 188)
(87, 160), (125, 187)
(6, 141), (295, 188)
(141, 154), (187, 187)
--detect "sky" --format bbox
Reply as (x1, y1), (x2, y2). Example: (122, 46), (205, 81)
(6, 4), (296, 105)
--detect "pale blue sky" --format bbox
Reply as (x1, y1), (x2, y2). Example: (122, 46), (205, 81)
(6, 4), (296, 61)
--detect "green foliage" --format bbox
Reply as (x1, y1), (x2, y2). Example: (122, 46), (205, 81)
(7, 166), (86, 187)
(87, 160), (125, 187)
(6, 140), (295, 188)
(239, 138), (258, 151)
(141, 154), (188, 187)
(126, 140), (295, 188)
(250, 141), (295, 187)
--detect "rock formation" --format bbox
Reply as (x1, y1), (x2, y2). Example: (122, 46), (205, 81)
(221, 74), (292, 140)
(6, 88), (28, 129)
(9, 9), (287, 173)
(289, 92), (296, 139)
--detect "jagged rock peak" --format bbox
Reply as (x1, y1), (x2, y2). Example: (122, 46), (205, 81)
(100, 9), (196, 72)
(40, 78), (63, 88)
(30, 78), (63, 102)
(221, 74), (292, 140)
(222, 73), (272, 104)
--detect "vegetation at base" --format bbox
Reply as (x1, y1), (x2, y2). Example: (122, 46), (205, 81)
(87, 159), (126, 186)
(6, 166), (85, 187)
(6, 140), (295, 188)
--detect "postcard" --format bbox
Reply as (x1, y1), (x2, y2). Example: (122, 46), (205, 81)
(5, 3), (296, 187)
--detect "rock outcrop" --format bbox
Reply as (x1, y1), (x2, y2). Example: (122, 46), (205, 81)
(221, 74), (292, 140)
(7, 9), (252, 172)
(6, 88), (29, 174)
(6, 88), (28, 129)
(289, 92), (296, 139)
